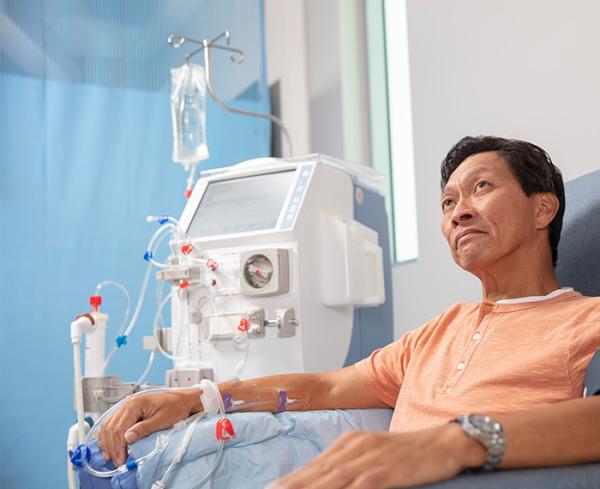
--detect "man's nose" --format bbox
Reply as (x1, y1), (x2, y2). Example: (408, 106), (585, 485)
(451, 200), (476, 226)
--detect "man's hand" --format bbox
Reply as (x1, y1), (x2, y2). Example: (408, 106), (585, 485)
(267, 423), (486, 489)
(98, 389), (201, 466)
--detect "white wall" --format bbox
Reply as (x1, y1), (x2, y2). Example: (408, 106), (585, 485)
(263, 0), (311, 155)
(265, 0), (600, 339)
(394, 0), (600, 337)
(264, 0), (370, 163)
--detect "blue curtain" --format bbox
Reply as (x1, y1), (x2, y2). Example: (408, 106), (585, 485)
(0, 1), (270, 487)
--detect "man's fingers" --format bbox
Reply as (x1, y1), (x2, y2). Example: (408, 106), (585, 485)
(345, 469), (391, 489)
(124, 415), (168, 445)
(99, 398), (144, 466)
(269, 432), (391, 489)
(268, 462), (332, 489)
(96, 391), (195, 467)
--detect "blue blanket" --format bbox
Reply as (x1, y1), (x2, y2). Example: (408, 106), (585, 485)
(76, 409), (392, 489)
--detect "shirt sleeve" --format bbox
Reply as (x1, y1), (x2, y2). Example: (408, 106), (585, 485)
(568, 316), (600, 397)
(355, 314), (442, 407)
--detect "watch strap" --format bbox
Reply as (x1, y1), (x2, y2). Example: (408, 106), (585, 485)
(453, 414), (506, 471)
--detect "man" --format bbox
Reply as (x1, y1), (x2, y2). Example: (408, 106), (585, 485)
(99, 136), (600, 488)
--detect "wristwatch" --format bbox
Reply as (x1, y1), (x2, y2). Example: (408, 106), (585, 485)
(453, 414), (506, 471)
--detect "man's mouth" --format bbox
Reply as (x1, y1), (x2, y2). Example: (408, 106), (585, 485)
(455, 229), (485, 247)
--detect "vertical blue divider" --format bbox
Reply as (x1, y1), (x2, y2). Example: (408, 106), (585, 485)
(0, 2), (270, 486)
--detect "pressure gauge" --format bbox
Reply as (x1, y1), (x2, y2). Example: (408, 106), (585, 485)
(243, 254), (274, 289)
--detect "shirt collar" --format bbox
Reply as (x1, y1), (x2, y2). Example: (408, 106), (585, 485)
(495, 287), (575, 305)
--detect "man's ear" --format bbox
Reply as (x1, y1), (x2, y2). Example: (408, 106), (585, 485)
(535, 192), (560, 229)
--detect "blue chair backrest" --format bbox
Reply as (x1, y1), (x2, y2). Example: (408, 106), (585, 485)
(555, 169), (600, 296)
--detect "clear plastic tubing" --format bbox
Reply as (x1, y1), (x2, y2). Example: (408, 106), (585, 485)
(146, 215), (179, 227)
(101, 351), (157, 403)
(147, 223), (177, 254)
(189, 392), (226, 489)
(100, 223), (176, 376)
(130, 351), (156, 391)
(94, 281), (131, 378)
(121, 222), (175, 340)
(153, 290), (188, 362)
(94, 281), (131, 335)
(146, 225), (178, 268)
(99, 263), (151, 376)
(83, 423), (169, 478)
(158, 381), (227, 489)
(82, 385), (211, 481)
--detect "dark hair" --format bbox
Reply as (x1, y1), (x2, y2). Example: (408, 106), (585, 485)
(440, 136), (565, 267)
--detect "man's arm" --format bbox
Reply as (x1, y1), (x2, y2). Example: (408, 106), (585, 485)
(99, 365), (387, 466)
(268, 397), (600, 489)
(496, 396), (600, 468)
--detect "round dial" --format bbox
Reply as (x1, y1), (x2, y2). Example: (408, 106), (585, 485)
(243, 254), (274, 289)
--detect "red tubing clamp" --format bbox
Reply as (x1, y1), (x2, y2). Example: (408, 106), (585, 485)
(216, 418), (235, 441)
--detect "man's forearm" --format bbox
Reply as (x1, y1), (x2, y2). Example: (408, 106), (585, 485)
(183, 373), (331, 414)
(183, 366), (387, 414)
(489, 397), (600, 469)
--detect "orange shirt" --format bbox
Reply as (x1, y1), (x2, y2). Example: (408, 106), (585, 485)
(355, 291), (600, 433)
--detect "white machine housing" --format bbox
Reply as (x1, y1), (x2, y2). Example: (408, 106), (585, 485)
(166, 155), (388, 383)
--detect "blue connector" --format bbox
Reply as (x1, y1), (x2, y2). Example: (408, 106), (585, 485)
(126, 459), (138, 471)
(70, 444), (91, 468)
(144, 250), (153, 262)
(158, 215), (169, 225)
(116, 335), (128, 348)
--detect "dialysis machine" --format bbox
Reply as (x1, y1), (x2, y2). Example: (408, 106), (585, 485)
(162, 154), (394, 383)
(75, 154), (393, 413)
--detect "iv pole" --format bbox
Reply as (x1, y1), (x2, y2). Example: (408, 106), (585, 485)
(167, 31), (293, 157)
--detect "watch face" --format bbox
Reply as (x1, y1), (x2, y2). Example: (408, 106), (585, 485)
(468, 414), (502, 435)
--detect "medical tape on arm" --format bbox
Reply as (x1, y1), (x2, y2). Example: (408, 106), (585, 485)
(198, 379), (222, 416)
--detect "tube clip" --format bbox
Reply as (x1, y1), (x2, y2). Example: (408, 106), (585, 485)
(277, 391), (288, 413)
(237, 318), (249, 332)
(181, 244), (194, 255)
(223, 393), (233, 412)
(116, 335), (128, 348)
(216, 418), (235, 441)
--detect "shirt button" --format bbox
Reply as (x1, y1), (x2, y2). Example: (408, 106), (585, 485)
(473, 332), (481, 341)
(456, 362), (465, 371)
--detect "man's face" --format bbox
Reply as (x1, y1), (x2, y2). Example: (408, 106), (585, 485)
(440, 151), (539, 273)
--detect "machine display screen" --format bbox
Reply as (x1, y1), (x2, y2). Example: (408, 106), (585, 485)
(187, 170), (297, 237)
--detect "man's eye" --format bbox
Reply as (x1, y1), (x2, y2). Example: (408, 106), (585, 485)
(442, 198), (455, 209)
(476, 181), (489, 190)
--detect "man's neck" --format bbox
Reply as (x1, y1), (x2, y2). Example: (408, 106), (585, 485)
(474, 253), (560, 303)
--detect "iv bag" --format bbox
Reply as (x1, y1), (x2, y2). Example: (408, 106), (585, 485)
(171, 63), (209, 165)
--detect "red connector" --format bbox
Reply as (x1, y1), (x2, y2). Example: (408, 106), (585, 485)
(238, 318), (249, 332)
(90, 295), (102, 313)
(180, 244), (193, 255)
